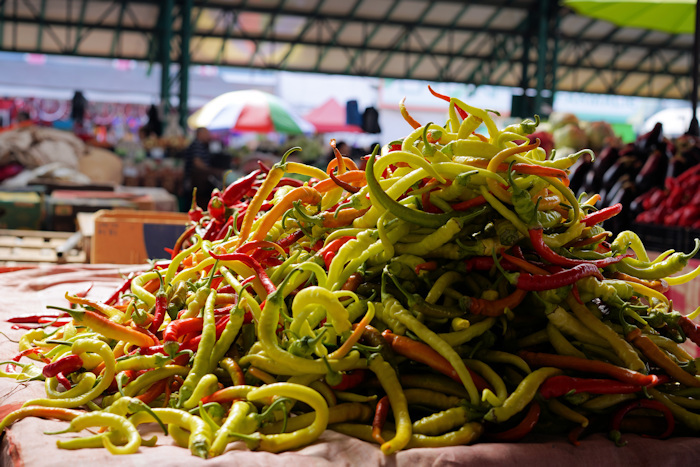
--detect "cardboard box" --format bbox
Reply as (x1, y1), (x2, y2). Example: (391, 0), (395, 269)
(0, 191), (45, 230)
(90, 209), (189, 264)
(48, 190), (155, 231)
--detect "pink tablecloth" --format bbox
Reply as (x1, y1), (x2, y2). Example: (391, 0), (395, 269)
(1, 264), (699, 466)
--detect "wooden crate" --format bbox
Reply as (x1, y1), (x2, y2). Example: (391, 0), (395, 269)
(0, 229), (86, 265)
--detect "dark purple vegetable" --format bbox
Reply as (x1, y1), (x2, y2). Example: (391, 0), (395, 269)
(568, 157), (593, 196)
(584, 145), (619, 194)
(636, 122), (664, 152)
(635, 149), (669, 193)
(601, 156), (640, 194)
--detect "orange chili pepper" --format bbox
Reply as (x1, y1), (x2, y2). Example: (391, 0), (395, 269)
(65, 307), (155, 348)
(249, 186), (322, 243)
(0, 406), (84, 431)
(320, 207), (370, 229)
(381, 330), (491, 391)
(626, 328), (700, 388)
(313, 170), (366, 193)
(135, 378), (169, 404)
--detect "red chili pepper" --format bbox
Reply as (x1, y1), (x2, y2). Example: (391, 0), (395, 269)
(212, 216), (235, 241)
(9, 349), (50, 373)
(148, 289), (168, 334)
(514, 263), (604, 291)
(42, 354), (84, 378)
(277, 230), (305, 250)
(519, 351), (658, 386)
(428, 85), (468, 119)
(382, 330), (491, 391)
(202, 219), (223, 242)
(568, 425), (586, 447)
(171, 224), (198, 259)
(135, 378), (169, 404)
(319, 236), (354, 269)
(486, 402), (541, 441)
(610, 399), (674, 440)
(341, 272), (364, 292)
(235, 240), (282, 257)
(104, 273), (135, 306)
(464, 256), (519, 272)
(207, 194), (226, 223)
(217, 284), (235, 294)
(188, 188), (204, 222)
(179, 315), (230, 352)
(464, 288), (529, 317)
(451, 195), (488, 211)
(567, 230), (611, 248)
(529, 228), (628, 268)
(539, 375), (645, 399)
(56, 372), (73, 390)
(221, 169), (261, 206)
(329, 170), (360, 193)
(414, 261), (438, 275)
(679, 316), (700, 348)
(208, 252), (276, 295)
(257, 161), (271, 173)
(421, 191), (443, 214)
(581, 203), (623, 227)
(201, 387), (246, 405)
(329, 369), (367, 391)
(277, 177), (305, 188)
(7, 313), (68, 324)
(372, 395), (391, 444)
(163, 317), (203, 343)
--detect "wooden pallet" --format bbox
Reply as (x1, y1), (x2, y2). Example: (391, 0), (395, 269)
(0, 229), (86, 265)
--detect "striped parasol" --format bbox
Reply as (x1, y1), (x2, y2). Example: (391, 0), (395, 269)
(187, 89), (315, 134)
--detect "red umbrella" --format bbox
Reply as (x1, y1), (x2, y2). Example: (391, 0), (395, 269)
(304, 98), (363, 133)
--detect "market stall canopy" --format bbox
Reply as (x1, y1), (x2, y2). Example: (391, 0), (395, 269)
(187, 90), (315, 134)
(304, 98), (363, 134)
(563, 0), (699, 133)
(563, 0), (696, 34)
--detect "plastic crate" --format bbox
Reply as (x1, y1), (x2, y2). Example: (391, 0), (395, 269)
(630, 223), (700, 253)
(630, 222), (687, 253)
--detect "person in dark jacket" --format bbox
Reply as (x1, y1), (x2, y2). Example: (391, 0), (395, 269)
(183, 127), (222, 208)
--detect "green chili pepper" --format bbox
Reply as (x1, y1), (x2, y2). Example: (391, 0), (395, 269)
(615, 239), (700, 280)
(483, 367), (562, 423)
(366, 148), (489, 228)
(179, 290), (217, 407)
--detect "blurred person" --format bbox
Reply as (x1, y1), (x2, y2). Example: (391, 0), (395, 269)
(183, 127), (223, 209)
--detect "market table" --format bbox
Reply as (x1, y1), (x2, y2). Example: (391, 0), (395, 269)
(1, 264), (699, 466)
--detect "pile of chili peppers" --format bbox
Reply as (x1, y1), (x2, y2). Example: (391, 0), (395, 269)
(4, 90), (700, 458)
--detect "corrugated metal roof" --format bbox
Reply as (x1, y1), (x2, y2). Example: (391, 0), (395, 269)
(0, 0), (694, 100)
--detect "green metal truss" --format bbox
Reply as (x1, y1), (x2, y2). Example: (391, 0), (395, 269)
(0, 0), (696, 124)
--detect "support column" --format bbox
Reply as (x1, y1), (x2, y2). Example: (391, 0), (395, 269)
(179, 0), (193, 131)
(159, 0), (174, 114)
(534, 0), (550, 116)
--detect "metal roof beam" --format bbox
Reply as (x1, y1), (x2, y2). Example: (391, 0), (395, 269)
(277, 0), (324, 69)
(247, 0), (287, 68)
(312, 0), (363, 72)
(404, 2), (471, 79)
(343, 0), (401, 75)
(373, 1), (432, 77)
(461, 2), (525, 85)
(110, 0), (128, 57)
